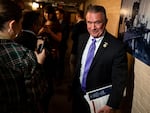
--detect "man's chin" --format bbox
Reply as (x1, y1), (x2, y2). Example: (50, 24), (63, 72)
(91, 31), (104, 38)
(91, 34), (101, 38)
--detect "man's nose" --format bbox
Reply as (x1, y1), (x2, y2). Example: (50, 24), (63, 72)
(91, 23), (96, 29)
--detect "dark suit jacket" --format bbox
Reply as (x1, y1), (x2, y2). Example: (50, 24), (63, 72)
(15, 30), (37, 51)
(59, 20), (70, 50)
(71, 20), (88, 55)
(72, 31), (128, 111)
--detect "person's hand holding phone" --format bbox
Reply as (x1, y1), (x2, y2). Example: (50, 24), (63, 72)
(37, 38), (44, 51)
(37, 43), (44, 53)
(35, 39), (46, 64)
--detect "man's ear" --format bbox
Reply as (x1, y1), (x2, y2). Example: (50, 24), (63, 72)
(8, 20), (15, 33)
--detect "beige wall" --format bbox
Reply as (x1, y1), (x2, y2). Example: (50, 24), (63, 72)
(132, 59), (150, 113)
(85, 0), (122, 37)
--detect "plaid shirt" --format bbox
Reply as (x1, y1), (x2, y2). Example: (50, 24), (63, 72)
(0, 39), (47, 113)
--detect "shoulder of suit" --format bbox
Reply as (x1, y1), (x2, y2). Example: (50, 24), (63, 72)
(79, 33), (89, 38)
(105, 32), (124, 45)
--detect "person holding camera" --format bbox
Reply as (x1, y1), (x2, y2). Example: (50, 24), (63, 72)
(0, 1), (47, 113)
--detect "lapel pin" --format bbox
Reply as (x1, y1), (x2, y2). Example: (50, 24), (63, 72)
(103, 42), (108, 48)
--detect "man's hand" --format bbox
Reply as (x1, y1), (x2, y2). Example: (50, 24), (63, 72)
(98, 105), (112, 113)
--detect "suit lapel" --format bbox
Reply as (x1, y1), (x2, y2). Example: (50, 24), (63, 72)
(78, 34), (89, 63)
(90, 32), (110, 70)
(77, 32), (111, 75)
(75, 33), (89, 77)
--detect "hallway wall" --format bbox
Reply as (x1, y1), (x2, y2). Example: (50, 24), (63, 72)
(132, 59), (150, 113)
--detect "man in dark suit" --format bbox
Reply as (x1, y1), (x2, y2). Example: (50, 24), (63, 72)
(70, 10), (88, 76)
(55, 8), (70, 82)
(72, 4), (128, 113)
(15, 11), (42, 51)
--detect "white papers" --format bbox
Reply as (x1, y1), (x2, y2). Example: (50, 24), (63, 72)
(84, 85), (112, 113)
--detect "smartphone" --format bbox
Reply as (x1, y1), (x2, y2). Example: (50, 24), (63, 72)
(37, 43), (44, 53)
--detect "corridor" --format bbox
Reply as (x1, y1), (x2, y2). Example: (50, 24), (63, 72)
(48, 36), (73, 113)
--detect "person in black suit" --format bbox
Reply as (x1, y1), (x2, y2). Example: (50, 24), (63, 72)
(70, 9), (88, 76)
(72, 4), (128, 113)
(15, 11), (42, 51)
(55, 8), (70, 82)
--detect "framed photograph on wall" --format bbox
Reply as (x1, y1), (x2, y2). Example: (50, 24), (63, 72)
(118, 0), (150, 66)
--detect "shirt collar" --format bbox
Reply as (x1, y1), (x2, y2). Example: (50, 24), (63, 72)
(89, 30), (106, 42)
(22, 30), (36, 36)
(59, 19), (63, 24)
(76, 19), (84, 23)
(89, 35), (104, 43)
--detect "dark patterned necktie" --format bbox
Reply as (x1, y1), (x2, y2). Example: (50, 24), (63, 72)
(81, 38), (96, 92)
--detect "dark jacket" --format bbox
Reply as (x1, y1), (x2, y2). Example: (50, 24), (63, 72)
(15, 30), (37, 51)
(71, 20), (87, 55)
(72, 31), (127, 112)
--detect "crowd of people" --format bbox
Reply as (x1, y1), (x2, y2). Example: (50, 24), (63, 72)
(0, 0), (128, 113)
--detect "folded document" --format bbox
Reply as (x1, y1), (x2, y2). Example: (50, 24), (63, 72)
(84, 85), (112, 113)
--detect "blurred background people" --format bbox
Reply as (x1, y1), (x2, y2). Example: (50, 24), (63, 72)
(15, 10), (50, 113)
(0, 0), (46, 113)
(70, 10), (88, 77)
(15, 11), (42, 51)
(38, 5), (62, 44)
(38, 5), (62, 113)
(55, 8), (70, 84)
(11, 0), (25, 10)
